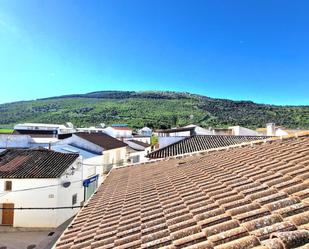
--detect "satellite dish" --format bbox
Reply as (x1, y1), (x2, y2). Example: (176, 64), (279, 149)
(62, 181), (71, 188)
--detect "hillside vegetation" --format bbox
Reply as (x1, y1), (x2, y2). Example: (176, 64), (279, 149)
(0, 91), (308, 129)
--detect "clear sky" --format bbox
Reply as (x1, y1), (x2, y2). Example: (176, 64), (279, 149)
(0, 0), (308, 105)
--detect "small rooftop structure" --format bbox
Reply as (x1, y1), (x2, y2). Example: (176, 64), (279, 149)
(13, 122), (76, 138)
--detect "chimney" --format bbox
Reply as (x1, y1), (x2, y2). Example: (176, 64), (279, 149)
(266, 123), (276, 136)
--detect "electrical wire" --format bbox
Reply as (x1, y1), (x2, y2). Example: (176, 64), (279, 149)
(0, 163), (106, 208)
(0, 163), (105, 196)
(0, 179), (83, 196)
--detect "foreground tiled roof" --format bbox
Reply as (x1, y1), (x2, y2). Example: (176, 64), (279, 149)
(148, 135), (270, 159)
(0, 148), (79, 178)
(75, 132), (127, 150)
(56, 134), (309, 249)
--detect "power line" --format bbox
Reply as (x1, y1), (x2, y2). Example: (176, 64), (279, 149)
(0, 179), (83, 196)
(0, 163), (109, 198)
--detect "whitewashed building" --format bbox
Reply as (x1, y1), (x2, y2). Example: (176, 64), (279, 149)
(103, 125), (133, 139)
(58, 132), (128, 170)
(137, 127), (153, 137)
(0, 148), (82, 228)
(125, 140), (152, 164)
(50, 144), (104, 200)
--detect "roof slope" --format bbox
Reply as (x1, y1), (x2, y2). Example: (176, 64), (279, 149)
(0, 148), (79, 178)
(56, 135), (309, 249)
(128, 140), (151, 148)
(148, 135), (270, 158)
(75, 132), (127, 150)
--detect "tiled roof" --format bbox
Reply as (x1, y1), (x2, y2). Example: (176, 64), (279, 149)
(75, 132), (127, 150)
(0, 148), (79, 178)
(128, 140), (151, 148)
(55, 134), (309, 249)
(148, 135), (270, 159)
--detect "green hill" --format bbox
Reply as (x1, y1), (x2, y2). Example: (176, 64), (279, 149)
(0, 91), (308, 129)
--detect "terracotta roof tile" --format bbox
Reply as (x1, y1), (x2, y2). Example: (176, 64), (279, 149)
(55, 134), (309, 249)
(0, 148), (79, 178)
(148, 135), (270, 158)
(75, 132), (127, 150)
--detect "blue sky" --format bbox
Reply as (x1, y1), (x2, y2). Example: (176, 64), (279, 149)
(0, 0), (308, 105)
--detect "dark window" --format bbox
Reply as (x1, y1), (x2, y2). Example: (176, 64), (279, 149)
(72, 194), (77, 205)
(5, 181), (12, 191)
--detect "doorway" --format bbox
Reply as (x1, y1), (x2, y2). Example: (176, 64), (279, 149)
(2, 203), (14, 225)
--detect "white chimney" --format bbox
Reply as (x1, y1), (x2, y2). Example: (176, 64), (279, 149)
(266, 123), (276, 136)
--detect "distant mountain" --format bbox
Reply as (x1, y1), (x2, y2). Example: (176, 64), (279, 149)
(0, 90), (308, 129)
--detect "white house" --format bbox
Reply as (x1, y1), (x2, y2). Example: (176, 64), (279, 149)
(137, 127), (153, 137)
(125, 140), (152, 164)
(125, 135), (151, 145)
(103, 125), (133, 139)
(0, 148), (82, 228)
(58, 132), (128, 170)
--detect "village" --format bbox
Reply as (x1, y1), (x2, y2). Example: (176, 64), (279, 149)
(1, 0), (309, 247)
(0, 121), (309, 248)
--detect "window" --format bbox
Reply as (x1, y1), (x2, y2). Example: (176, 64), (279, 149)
(4, 181), (12, 191)
(72, 194), (77, 205)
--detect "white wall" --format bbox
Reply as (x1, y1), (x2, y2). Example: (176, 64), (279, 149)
(275, 128), (289, 136)
(158, 131), (191, 137)
(104, 127), (133, 138)
(128, 148), (151, 164)
(158, 137), (186, 149)
(194, 126), (213, 135)
(0, 135), (32, 148)
(0, 160), (84, 228)
(59, 135), (103, 154)
(103, 147), (127, 168)
(138, 127), (152, 136)
(229, 126), (262, 136)
(82, 155), (105, 185)
(129, 136), (151, 144)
